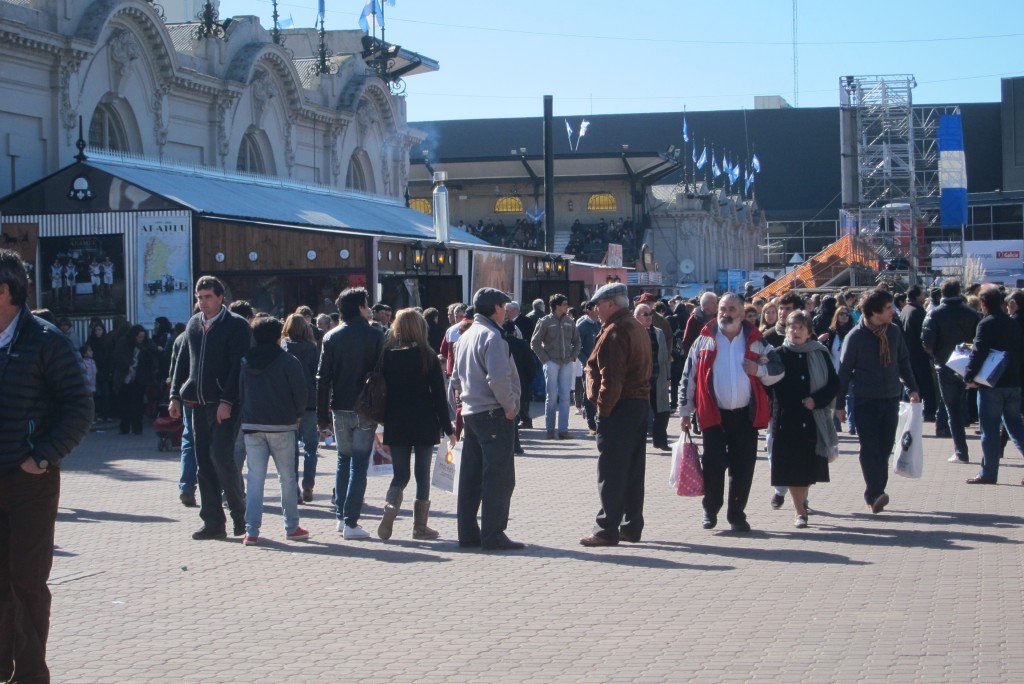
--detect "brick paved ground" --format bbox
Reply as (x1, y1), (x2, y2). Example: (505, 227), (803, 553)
(47, 408), (1024, 683)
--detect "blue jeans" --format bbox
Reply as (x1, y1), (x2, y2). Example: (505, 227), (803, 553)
(178, 403), (196, 494)
(244, 431), (301, 537)
(388, 443), (434, 501)
(853, 396), (899, 504)
(937, 366), (970, 460)
(543, 360), (574, 433)
(293, 409), (319, 489)
(977, 386), (1024, 481)
(332, 410), (375, 527)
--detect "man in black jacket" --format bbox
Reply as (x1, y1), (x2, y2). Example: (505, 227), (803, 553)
(899, 285), (938, 422)
(964, 285), (1024, 484)
(169, 276), (253, 540)
(317, 287), (384, 540)
(0, 249), (92, 684)
(922, 279), (982, 463)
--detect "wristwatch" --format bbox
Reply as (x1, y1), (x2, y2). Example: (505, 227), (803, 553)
(36, 459), (49, 469)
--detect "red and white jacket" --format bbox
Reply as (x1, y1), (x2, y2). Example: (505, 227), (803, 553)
(678, 320), (782, 430)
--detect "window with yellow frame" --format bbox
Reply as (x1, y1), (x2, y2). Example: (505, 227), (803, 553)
(587, 193), (617, 211)
(409, 198), (432, 215)
(495, 196), (524, 213)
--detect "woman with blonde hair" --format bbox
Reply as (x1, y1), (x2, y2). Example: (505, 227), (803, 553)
(282, 313), (320, 502)
(377, 309), (455, 540)
(759, 300), (779, 335)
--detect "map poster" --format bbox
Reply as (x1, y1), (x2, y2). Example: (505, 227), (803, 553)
(136, 215), (191, 326)
(39, 234), (125, 316)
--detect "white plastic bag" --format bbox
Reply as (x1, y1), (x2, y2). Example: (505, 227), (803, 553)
(431, 440), (462, 494)
(892, 401), (924, 479)
(668, 436), (685, 487)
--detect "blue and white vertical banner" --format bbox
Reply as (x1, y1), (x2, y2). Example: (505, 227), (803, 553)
(938, 114), (968, 228)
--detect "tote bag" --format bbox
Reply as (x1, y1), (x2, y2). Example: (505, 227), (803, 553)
(892, 401), (924, 479)
(431, 440), (463, 494)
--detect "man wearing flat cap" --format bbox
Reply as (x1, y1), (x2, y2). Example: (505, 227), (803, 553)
(580, 282), (652, 546)
(451, 288), (525, 551)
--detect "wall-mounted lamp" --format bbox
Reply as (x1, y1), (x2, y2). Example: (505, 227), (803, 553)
(410, 240), (425, 271)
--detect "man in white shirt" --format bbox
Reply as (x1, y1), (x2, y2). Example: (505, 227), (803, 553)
(679, 293), (781, 532)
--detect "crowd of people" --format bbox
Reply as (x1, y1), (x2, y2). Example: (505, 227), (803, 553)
(564, 217), (642, 263)
(9, 229), (1024, 682)
(456, 218), (544, 250)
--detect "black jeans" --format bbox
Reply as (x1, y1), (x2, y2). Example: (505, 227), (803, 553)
(649, 385), (670, 446)
(458, 410), (516, 547)
(936, 366), (970, 459)
(853, 396), (900, 504)
(593, 398), (649, 541)
(388, 443), (434, 501)
(192, 403), (245, 531)
(0, 467), (60, 684)
(118, 382), (145, 434)
(701, 408), (759, 525)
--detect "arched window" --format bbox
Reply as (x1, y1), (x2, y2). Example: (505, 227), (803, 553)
(88, 104), (128, 152)
(587, 193), (617, 211)
(495, 196), (524, 213)
(237, 134), (265, 174)
(409, 198), (432, 215)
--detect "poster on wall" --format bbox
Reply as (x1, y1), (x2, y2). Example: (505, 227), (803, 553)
(39, 235), (125, 316)
(137, 216), (192, 325)
(472, 251), (515, 296)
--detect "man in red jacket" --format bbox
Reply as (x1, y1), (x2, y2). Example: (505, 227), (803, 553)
(679, 293), (781, 532)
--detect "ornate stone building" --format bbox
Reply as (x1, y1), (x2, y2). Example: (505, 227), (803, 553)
(0, 0), (433, 196)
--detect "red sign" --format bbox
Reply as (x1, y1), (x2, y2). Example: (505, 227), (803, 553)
(997, 251), (1021, 259)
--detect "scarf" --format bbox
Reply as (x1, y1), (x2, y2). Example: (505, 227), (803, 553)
(863, 319), (892, 367)
(781, 338), (839, 461)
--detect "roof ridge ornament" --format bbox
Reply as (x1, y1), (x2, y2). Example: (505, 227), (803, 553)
(74, 115), (88, 162)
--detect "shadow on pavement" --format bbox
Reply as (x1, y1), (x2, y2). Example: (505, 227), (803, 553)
(57, 508), (178, 524)
(652, 539), (871, 566)
(460, 542), (735, 571)
(243, 538), (451, 563)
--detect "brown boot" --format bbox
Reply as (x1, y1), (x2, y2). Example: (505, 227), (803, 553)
(377, 486), (403, 540)
(412, 499), (439, 540)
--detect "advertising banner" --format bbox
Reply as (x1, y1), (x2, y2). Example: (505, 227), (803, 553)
(137, 215), (192, 325)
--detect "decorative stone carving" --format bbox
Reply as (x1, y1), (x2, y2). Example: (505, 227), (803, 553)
(57, 52), (81, 144)
(109, 29), (140, 97)
(215, 94), (235, 166)
(250, 69), (275, 126)
(151, 83), (170, 154)
(356, 102), (376, 147)
(283, 114), (296, 174)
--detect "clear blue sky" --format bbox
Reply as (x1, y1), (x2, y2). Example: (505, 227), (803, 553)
(218, 0), (1024, 122)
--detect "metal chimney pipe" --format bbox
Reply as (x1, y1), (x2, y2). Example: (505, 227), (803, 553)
(432, 170), (449, 244)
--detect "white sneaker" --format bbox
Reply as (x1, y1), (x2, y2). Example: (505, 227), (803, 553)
(343, 524), (371, 540)
(794, 515), (808, 529)
(948, 454), (968, 463)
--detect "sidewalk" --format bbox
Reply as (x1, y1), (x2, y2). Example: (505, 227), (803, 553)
(49, 410), (1024, 683)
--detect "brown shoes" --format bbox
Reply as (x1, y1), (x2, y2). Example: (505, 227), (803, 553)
(579, 534), (618, 547)
(546, 431), (556, 439)
(558, 432), (571, 440)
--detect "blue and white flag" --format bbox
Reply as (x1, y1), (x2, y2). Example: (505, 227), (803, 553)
(565, 120), (573, 142)
(752, 154), (761, 173)
(723, 153), (730, 172)
(938, 114), (968, 228)
(318, 0), (325, 21)
(729, 164), (740, 186)
(696, 146), (708, 169)
(359, 0), (385, 32)
(578, 120), (590, 139)
(682, 117), (689, 143)
(745, 169), (755, 192)
(692, 145), (698, 164)
(712, 156), (722, 177)
(278, 16), (294, 29)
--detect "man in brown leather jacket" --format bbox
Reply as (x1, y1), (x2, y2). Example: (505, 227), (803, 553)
(580, 283), (652, 546)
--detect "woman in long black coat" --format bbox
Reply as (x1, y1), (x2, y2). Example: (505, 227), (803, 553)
(113, 324), (159, 435)
(767, 311), (839, 529)
(377, 309), (455, 541)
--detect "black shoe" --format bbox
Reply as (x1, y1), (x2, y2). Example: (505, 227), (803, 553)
(192, 526), (227, 541)
(179, 491), (197, 508)
(935, 430), (952, 438)
(730, 520), (752, 533)
(458, 540), (481, 548)
(871, 492), (890, 513)
(770, 493), (785, 510)
(482, 536), (525, 551)
(702, 512), (717, 530)
(233, 523), (246, 536)
(618, 528), (641, 543)
(520, 420), (533, 430)
(514, 446), (525, 455)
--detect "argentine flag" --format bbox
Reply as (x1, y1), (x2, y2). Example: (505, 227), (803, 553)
(938, 115), (968, 228)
